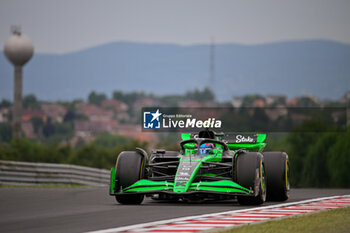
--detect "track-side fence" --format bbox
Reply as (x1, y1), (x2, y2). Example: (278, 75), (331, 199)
(0, 160), (110, 186)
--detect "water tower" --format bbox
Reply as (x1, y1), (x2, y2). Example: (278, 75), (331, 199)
(4, 26), (34, 139)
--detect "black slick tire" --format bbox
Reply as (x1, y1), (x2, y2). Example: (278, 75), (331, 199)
(236, 152), (266, 205)
(263, 152), (289, 201)
(115, 151), (145, 205)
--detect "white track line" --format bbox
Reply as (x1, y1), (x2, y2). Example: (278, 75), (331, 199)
(86, 195), (350, 233)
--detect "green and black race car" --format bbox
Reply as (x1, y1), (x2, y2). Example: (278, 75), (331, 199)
(109, 130), (289, 205)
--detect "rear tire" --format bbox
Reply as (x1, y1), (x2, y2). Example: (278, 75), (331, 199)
(115, 151), (145, 205)
(236, 152), (266, 205)
(263, 152), (289, 201)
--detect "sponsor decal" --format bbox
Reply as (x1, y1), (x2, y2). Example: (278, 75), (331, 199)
(223, 134), (258, 144)
(175, 160), (200, 182)
(179, 172), (190, 176)
(175, 182), (186, 187)
(235, 135), (255, 143)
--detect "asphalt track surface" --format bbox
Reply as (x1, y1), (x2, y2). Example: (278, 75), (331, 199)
(0, 188), (349, 233)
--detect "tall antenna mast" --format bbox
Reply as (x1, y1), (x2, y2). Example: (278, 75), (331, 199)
(210, 37), (215, 94)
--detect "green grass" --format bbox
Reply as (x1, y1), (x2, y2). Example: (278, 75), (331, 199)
(0, 184), (90, 188)
(217, 207), (350, 233)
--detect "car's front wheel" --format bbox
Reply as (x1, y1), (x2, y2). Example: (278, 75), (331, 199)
(114, 151), (145, 205)
(235, 152), (266, 205)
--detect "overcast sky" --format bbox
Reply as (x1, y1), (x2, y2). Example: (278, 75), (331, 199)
(1, 0), (350, 54)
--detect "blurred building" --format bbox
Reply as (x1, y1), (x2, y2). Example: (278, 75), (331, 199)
(252, 99), (265, 108)
(178, 100), (203, 108)
(287, 98), (298, 106)
(41, 103), (67, 123)
(22, 109), (47, 123)
(231, 97), (243, 108)
(265, 107), (288, 121)
(21, 121), (35, 139)
(266, 95), (287, 106)
(75, 120), (119, 136)
(77, 104), (114, 122)
(0, 108), (10, 123)
(101, 99), (128, 113)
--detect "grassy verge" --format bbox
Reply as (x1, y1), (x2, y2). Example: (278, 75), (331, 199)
(0, 184), (90, 188)
(216, 207), (350, 233)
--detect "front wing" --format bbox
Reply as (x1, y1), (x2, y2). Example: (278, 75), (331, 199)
(110, 169), (254, 197)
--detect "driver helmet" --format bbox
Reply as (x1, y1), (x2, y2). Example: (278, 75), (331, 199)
(199, 143), (214, 155)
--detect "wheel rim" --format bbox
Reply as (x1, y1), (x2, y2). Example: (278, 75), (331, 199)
(285, 162), (290, 194)
(260, 163), (266, 202)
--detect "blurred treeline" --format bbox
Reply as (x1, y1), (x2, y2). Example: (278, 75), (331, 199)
(0, 133), (148, 169)
(267, 121), (350, 188)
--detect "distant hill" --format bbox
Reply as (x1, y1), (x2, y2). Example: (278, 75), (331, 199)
(1, 40), (350, 101)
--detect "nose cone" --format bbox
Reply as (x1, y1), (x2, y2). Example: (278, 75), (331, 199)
(4, 33), (34, 66)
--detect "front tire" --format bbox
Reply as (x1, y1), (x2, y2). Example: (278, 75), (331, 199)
(263, 152), (289, 201)
(115, 194), (144, 205)
(114, 151), (145, 205)
(236, 152), (266, 205)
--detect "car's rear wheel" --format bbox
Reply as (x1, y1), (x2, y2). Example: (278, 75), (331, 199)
(115, 151), (145, 205)
(236, 152), (266, 205)
(263, 152), (289, 201)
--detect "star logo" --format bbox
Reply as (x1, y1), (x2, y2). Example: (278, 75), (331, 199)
(151, 109), (162, 122)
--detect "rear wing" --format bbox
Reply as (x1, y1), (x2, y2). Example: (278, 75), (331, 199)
(181, 132), (267, 152)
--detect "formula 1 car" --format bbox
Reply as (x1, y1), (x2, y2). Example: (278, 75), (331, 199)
(109, 130), (289, 205)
